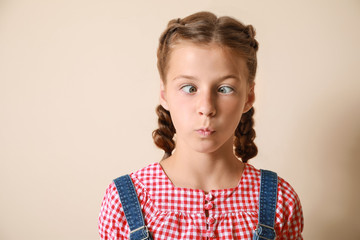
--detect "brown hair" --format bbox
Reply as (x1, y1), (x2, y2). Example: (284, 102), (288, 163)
(152, 11), (258, 162)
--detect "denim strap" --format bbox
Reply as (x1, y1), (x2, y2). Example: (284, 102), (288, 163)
(114, 175), (153, 240)
(253, 170), (278, 240)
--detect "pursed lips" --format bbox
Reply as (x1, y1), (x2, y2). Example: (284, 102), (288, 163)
(196, 128), (215, 136)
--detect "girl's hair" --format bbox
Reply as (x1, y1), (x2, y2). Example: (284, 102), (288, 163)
(152, 11), (258, 163)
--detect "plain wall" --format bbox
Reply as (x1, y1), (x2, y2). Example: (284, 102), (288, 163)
(1, 0), (359, 239)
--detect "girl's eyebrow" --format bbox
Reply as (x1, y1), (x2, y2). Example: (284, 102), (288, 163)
(172, 74), (240, 82)
(172, 75), (197, 81)
(219, 75), (241, 82)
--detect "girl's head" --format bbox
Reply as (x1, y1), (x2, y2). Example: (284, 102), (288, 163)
(153, 11), (258, 163)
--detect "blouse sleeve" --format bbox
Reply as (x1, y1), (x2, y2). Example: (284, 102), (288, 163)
(275, 177), (304, 240)
(98, 182), (130, 240)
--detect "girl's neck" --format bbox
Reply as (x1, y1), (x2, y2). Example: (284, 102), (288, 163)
(159, 140), (244, 192)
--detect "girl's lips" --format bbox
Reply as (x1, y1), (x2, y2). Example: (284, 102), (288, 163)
(196, 128), (215, 136)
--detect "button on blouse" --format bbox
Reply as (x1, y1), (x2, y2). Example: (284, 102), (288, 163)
(207, 216), (216, 225)
(204, 202), (214, 210)
(205, 193), (213, 201)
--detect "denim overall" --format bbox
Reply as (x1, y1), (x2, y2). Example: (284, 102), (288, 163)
(252, 170), (278, 240)
(114, 169), (278, 240)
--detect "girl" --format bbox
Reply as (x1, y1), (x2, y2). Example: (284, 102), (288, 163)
(99, 11), (304, 239)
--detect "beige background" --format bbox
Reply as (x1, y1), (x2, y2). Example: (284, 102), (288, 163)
(1, 0), (359, 239)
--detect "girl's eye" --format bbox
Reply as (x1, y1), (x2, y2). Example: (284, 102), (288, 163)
(218, 86), (234, 94)
(181, 85), (197, 93)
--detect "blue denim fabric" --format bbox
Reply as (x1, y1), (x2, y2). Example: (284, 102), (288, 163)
(253, 170), (278, 240)
(114, 175), (153, 240)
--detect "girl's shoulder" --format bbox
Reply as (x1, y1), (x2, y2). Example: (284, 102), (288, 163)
(245, 163), (301, 202)
(104, 162), (161, 204)
(245, 163), (303, 238)
(130, 162), (165, 185)
(98, 163), (159, 239)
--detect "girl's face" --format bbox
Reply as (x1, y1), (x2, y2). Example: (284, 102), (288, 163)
(160, 42), (255, 155)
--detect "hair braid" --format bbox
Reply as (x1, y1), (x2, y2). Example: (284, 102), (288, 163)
(234, 107), (258, 162)
(244, 25), (259, 51)
(152, 105), (176, 158)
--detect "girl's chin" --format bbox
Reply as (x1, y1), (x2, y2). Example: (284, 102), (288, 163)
(192, 138), (236, 155)
(176, 133), (232, 154)
(189, 142), (224, 155)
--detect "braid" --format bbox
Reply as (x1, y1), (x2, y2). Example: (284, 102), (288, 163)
(244, 25), (259, 51)
(234, 107), (257, 163)
(152, 105), (176, 158)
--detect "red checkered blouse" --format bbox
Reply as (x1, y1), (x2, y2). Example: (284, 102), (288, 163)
(99, 162), (303, 239)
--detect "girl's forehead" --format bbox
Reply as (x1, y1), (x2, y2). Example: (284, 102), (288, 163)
(166, 42), (249, 80)
(170, 41), (227, 55)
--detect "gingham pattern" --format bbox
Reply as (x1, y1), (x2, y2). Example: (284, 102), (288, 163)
(99, 163), (303, 239)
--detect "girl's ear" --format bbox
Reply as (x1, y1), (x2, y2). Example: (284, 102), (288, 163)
(159, 80), (169, 111)
(243, 83), (255, 113)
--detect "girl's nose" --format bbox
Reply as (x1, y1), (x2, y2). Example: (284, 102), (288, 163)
(197, 91), (216, 117)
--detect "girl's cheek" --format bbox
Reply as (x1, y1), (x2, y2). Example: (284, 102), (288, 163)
(220, 97), (241, 108)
